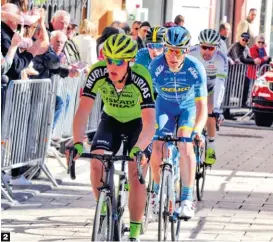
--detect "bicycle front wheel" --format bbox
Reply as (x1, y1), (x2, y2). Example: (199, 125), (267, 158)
(92, 190), (113, 241)
(158, 167), (170, 241)
(141, 165), (153, 234)
(196, 145), (206, 201)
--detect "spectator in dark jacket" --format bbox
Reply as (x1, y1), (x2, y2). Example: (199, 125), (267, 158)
(136, 21), (151, 50)
(227, 32), (261, 108)
(63, 19), (81, 65)
(228, 32), (261, 65)
(131, 20), (141, 40)
(1, 3), (48, 81)
(96, 27), (119, 60)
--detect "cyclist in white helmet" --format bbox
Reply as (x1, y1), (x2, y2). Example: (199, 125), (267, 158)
(189, 29), (228, 165)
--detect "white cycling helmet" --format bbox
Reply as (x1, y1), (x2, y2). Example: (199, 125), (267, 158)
(198, 29), (220, 46)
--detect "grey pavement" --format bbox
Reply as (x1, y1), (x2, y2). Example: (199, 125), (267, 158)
(1, 126), (273, 241)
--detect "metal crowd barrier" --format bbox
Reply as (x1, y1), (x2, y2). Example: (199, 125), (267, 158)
(1, 79), (57, 203)
(48, 73), (103, 169)
(222, 63), (259, 109)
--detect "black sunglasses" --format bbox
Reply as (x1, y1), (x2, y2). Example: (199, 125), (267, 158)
(201, 45), (215, 51)
(242, 38), (249, 42)
(258, 41), (265, 44)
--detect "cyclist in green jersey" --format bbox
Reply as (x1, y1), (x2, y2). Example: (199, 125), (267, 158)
(72, 34), (155, 241)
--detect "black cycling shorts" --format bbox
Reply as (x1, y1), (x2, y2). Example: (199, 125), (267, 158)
(91, 112), (142, 154)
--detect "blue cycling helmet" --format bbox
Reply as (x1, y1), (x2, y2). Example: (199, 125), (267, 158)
(165, 26), (191, 48)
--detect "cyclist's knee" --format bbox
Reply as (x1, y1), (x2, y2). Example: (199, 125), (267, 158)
(90, 149), (104, 170)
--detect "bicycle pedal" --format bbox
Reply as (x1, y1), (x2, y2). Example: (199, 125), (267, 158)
(178, 215), (190, 221)
(123, 227), (130, 233)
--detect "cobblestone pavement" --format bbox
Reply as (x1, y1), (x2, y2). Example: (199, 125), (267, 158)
(1, 126), (273, 241)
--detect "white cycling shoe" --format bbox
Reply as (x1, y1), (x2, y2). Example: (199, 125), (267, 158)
(178, 200), (195, 218)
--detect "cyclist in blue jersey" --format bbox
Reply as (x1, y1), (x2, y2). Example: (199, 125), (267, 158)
(135, 26), (166, 69)
(149, 26), (208, 218)
(189, 29), (228, 165)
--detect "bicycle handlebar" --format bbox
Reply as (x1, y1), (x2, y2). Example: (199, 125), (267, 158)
(154, 135), (192, 142)
(68, 150), (145, 184)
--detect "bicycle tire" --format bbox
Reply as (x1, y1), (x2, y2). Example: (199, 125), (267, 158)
(141, 166), (153, 234)
(158, 167), (170, 241)
(92, 190), (113, 241)
(171, 179), (182, 241)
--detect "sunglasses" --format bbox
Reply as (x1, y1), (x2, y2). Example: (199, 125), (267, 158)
(242, 38), (249, 42)
(147, 43), (164, 49)
(106, 58), (126, 66)
(165, 47), (187, 57)
(258, 41), (265, 44)
(142, 29), (148, 33)
(134, 27), (139, 30)
(200, 45), (216, 51)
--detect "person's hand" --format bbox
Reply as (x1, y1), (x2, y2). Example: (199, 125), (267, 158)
(59, 54), (67, 65)
(37, 8), (45, 25)
(69, 68), (80, 78)
(11, 32), (23, 47)
(254, 58), (261, 65)
(129, 146), (141, 159)
(213, 111), (225, 127)
(191, 130), (204, 147)
(72, 142), (84, 160)
(263, 56), (270, 62)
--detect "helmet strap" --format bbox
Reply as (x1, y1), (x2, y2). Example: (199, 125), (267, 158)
(117, 65), (130, 83)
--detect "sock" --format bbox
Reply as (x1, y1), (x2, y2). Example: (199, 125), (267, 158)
(129, 221), (142, 239)
(152, 182), (160, 194)
(207, 136), (215, 150)
(181, 186), (193, 201)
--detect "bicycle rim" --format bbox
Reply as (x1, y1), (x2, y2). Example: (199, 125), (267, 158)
(92, 190), (113, 241)
(171, 179), (181, 241)
(142, 166), (153, 234)
(196, 158), (207, 201)
(158, 168), (170, 241)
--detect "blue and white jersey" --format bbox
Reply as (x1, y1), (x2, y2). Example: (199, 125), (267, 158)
(149, 54), (207, 109)
(135, 48), (152, 69)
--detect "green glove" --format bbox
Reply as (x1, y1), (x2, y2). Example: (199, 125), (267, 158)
(74, 142), (84, 156)
(129, 146), (141, 159)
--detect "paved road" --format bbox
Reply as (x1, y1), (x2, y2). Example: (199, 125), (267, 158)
(1, 126), (273, 241)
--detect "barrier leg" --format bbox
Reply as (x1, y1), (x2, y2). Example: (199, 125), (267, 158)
(239, 110), (254, 121)
(1, 187), (16, 204)
(1, 172), (14, 199)
(40, 163), (59, 187)
(48, 147), (67, 169)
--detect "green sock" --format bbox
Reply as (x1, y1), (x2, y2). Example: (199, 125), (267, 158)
(129, 221), (141, 239)
(101, 201), (107, 216)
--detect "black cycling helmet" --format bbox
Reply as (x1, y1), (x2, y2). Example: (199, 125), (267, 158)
(146, 26), (166, 43)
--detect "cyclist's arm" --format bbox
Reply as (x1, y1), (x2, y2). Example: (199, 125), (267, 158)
(133, 66), (156, 150)
(135, 108), (156, 150)
(214, 54), (228, 112)
(193, 63), (208, 133)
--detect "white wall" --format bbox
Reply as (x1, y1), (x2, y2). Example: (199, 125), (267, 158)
(142, 0), (164, 26)
(171, 0), (211, 44)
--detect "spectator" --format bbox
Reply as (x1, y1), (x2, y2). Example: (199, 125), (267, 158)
(122, 22), (131, 35)
(50, 30), (79, 131)
(1, 3), (49, 185)
(48, 10), (70, 33)
(247, 34), (272, 80)
(236, 8), (257, 47)
(96, 26), (119, 60)
(131, 20), (141, 40)
(163, 22), (176, 28)
(174, 15), (184, 27)
(136, 21), (151, 50)
(1, 3), (48, 81)
(218, 22), (231, 55)
(63, 19), (81, 65)
(73, 19), (97, 66)
(111, 20), (121, 28)
(228, 32), (261, 108)
(8, 0), (28, 12)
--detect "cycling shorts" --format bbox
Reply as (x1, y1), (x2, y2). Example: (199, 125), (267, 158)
(155, 98), (196, 136)
(207, 83), (215, 95)
(91, 112), (142, 154)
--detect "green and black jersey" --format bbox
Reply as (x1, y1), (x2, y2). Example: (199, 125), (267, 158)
(82, 61), (155, 123)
